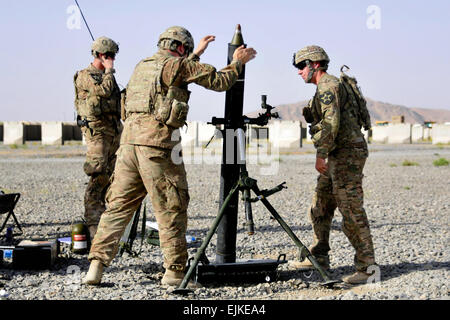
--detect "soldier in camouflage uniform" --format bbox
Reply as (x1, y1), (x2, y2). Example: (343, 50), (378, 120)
(291, 46), (376, 284)
(74, 37), (123, 241)
(83, 26), (257, 287)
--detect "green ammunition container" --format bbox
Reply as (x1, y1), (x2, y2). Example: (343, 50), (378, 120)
(71, 223), (89, 254)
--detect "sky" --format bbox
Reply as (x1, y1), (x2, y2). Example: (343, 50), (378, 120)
(0, 0), (449, 122)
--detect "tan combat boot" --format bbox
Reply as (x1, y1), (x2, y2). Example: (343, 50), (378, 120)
(82, 260), (104, 285)
(342, 271), (371, 285)
(161, 270), (202, 289)
(290, 255), (330, 271)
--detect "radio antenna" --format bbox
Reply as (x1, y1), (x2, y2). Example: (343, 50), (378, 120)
(74, 0), (95, 41)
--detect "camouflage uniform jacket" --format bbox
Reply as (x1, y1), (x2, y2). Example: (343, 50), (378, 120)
(309, 73), (366, 159)
(74, 64), (122, 137)
(120, 51), (243, 149)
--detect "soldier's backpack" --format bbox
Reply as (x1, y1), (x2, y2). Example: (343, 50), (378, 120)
(339, 65), (372, 131)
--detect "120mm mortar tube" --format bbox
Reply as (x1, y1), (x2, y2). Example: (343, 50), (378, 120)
(216, 25), (246, 263)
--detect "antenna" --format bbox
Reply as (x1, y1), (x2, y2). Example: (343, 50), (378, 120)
(74, 0), (95, 41)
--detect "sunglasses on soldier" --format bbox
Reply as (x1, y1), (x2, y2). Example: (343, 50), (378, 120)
(295, 60), (308, 70)
(104, 52), (116, 59)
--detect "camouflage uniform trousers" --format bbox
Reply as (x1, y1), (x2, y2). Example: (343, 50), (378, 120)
(308, 146), (375, 272)
(83, 128), (121, 229)
(88, 144), (190, 272)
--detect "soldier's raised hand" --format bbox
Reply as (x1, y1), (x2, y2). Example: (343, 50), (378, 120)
(233, 45), (257, 64)
(101, 55), (114, 69)
(194, 35), (216, 57)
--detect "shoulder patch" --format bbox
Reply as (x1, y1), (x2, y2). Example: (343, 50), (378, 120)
(90, 73), (103, 83)
(319, 91), (335, 105)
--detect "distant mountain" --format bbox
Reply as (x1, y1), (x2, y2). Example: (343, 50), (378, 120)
(247, 98), (450, 124)
(409, 107), (450, 123)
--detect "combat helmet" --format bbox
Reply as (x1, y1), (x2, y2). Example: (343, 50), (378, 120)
(293, 45), (329, 83)
(158, 26), (194, 55)
(91, 36), (119, 57)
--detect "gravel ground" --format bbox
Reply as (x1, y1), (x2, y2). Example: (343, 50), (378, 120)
(0, 143), (449, 301)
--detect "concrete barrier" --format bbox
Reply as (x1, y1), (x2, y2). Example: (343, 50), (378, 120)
(432, 124), (450, 144)
(3, 122), (23, 145)
(246, 125), (269, 152)
(387, 123), (412, 144)
(268, 120), (302, 149)
(424, 127), (431, 140)
(372, 124), (412, 144)
(411, 124), (424, 142)
(42, 121), (63, 145)
(41, 121), (82, 145)
(3, 121), (41, 145)
(372, 125), (389, 143)
(249, 126), (269, 140)
(3, 120), (448, 147)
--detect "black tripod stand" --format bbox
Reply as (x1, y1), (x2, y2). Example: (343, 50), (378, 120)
(174, 96), (339, 294)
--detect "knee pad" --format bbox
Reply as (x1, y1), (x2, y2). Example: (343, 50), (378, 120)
(84, 159), (106, 176)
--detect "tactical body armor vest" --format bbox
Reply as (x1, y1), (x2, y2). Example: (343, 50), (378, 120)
(73, 70), (121, 121)
(125, 52), (190, 128)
